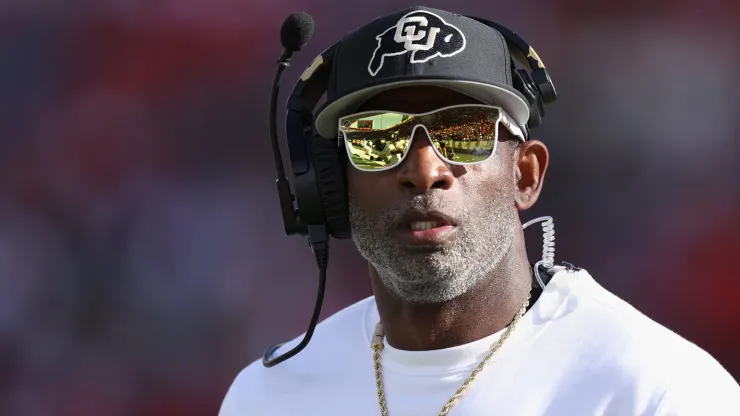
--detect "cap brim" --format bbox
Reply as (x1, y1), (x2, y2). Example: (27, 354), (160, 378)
(314, 79), (530, 138)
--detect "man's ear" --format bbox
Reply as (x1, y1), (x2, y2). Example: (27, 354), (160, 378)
(513, 140), (549, 210)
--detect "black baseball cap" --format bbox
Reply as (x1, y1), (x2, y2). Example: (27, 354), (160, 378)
(314, 6), (530, 139)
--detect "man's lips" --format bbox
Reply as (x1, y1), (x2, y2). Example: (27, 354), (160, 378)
(394, 210), (459, 246)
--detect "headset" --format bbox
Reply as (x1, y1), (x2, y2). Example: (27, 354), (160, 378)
(263, 12), (559, 367)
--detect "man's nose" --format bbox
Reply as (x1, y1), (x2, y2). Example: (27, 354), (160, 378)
(395, 127), (454, 193)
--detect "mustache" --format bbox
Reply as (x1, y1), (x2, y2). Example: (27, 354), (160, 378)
(384, 193), (461, 226)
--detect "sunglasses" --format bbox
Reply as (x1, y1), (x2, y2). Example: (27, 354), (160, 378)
(337, 104), (525, 172)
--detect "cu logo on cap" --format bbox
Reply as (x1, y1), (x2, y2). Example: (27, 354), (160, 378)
(394, 16), (440, 51)
(368, 11), (466, 76)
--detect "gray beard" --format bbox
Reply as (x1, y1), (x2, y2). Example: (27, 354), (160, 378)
(349, 186), (518, 305)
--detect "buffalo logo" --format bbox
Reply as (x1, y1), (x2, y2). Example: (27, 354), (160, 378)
(368, 11), (466, 76)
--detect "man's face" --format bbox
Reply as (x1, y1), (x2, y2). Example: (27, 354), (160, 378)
(347, 86), (522, 304)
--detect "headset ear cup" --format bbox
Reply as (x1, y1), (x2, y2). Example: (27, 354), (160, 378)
(312, 134), (351, 239)
(512, 69), (544, 129)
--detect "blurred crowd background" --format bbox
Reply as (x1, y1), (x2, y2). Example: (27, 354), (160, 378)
(1, 0), (739, 415)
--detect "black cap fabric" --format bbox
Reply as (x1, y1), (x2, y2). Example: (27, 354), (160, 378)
(314, 6), (530, 138)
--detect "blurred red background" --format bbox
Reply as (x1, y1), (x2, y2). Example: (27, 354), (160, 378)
(0, 1), (738, 415)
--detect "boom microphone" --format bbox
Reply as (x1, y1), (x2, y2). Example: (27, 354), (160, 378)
(270, 12), (314, 236)
(263, 12), (328, 368)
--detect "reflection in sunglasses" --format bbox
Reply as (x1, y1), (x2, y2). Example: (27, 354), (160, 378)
(340, 105), (514, 171)
(347, 136), (496, 170)
(348, 138), (411, 170)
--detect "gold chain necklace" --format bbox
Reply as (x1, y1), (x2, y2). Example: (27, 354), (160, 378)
(370, 293), (531, 416)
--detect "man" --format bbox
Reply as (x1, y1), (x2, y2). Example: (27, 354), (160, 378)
(220, 6), (740, 415)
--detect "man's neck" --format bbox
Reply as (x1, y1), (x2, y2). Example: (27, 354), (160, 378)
(370, 235), (533, 351)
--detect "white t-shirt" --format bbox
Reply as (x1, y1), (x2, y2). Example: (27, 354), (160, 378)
(220, 268), (740, 415)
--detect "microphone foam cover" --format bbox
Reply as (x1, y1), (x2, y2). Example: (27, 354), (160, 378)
(281, 12), (314, 52)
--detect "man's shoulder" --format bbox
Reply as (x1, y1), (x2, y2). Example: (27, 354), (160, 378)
(574, 270), (708, 359)
(219, 296), (377, 415)
(540, 269), (739, 412)
(571, 270), (738, 394)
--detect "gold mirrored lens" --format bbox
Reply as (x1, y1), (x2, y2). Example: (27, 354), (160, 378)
(340, 112), (411, 171)
(339, 106), (501, 171)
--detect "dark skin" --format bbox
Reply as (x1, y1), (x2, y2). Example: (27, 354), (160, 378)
(347, 86), (549, 351)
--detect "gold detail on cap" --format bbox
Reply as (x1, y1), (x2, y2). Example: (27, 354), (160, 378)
(300, 55), (324, 81)
(527, 46), (545, 69)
